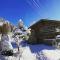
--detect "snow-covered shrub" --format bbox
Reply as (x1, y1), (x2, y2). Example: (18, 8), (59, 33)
(22, 28), (31, 41)
(0, 34), (13, 56)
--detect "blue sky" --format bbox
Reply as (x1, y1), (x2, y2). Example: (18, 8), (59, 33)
(0, 0), (60, 27)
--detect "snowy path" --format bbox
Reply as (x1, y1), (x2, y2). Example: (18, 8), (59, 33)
(0, 40), (60, 60)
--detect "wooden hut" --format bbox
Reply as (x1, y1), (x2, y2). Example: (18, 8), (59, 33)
(29, 19), (60, 45)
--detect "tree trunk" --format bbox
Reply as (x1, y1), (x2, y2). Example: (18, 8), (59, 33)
(18, 46), (19, 51)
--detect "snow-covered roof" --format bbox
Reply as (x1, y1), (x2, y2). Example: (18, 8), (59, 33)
(29, 19), (60, 28)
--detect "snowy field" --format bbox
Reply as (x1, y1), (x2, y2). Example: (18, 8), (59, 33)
(0, 40), (60, 60)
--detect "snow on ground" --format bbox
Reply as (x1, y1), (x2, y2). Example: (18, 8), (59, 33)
(40, 49), (60, 60)
(20, 46), (36, 60)
(0, 39), (60, 60)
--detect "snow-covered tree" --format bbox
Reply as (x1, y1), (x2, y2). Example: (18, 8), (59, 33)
(18, 19), (24, 28)
(0, 18), (13, 56)
(13, 19), (31, 52)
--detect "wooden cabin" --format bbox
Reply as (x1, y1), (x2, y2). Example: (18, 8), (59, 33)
(28, 19), (60, 45)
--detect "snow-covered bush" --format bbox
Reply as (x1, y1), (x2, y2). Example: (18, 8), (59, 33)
(0, 34), (13, 56)
(22, 28), (31, 40)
